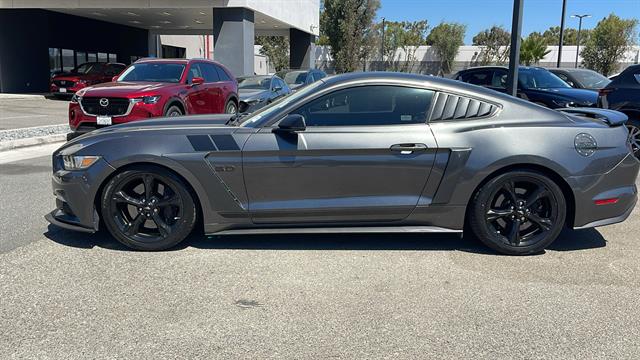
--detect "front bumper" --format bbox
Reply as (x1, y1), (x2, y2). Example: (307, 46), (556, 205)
(570, 153), (640, 229)
(68, 101), (164, 133)
(45, 156), (116, 232)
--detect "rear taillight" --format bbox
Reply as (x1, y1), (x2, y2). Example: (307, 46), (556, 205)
(598, 88), (614, 97)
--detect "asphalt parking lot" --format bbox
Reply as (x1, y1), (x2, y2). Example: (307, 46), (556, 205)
(1, 150), (640, 359)
(0, 96), (69, 130)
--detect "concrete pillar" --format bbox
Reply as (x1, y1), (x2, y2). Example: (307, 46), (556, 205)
(213, 8), (254, 76)
(148, 33), (161, 57)
(290, 28), (314, 70)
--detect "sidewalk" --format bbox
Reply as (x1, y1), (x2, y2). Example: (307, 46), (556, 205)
(0, 93), (47, 100)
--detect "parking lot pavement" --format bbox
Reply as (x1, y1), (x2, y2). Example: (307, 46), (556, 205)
(0, 96), (69, 130)
(1, 155), (640, 359)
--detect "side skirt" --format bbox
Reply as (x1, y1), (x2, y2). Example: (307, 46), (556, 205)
(211, 226), (462, 236)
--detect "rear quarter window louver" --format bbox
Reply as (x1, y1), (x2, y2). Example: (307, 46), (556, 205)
(429, 92), (498, 121)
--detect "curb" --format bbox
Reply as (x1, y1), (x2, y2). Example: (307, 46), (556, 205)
(0, 134), (66, 152)
(0, 94), (47, 100)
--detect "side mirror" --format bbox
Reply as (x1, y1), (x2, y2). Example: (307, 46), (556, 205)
(272, 86), (282, 92)
(274, 114), (306, 133)
(191, 77), (205, 86)
(111, 75), (119, 82)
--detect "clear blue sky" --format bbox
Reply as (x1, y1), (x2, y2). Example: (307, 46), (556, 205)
(377, 0), (640, 44)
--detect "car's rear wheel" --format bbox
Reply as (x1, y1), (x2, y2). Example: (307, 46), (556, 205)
(165, 105), (183, 117)
(101, 165), (197, 251)
(225, 100), (237, 114)
(625, 118), (640, 158)
(468, 170), (566, 255)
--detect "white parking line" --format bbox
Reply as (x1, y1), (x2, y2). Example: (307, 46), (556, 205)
(0, 143), (61, 164)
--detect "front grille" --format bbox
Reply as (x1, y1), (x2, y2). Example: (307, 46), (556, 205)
(80, 97), (130, 116)
(54, 80), (75, 87)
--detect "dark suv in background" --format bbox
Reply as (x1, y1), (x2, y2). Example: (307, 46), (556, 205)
(598, 64), (640, 157)
(454, 66), (598, 108)
(50, 62), (126, 97)
(548, 68), (611, 91)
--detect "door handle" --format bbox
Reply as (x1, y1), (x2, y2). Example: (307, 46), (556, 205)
(390, 143), (428, 154)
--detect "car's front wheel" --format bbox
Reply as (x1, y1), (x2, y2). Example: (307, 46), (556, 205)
(165, 105), (183, 117)
(225, 100), (237, 114)
(101, 165), (197, 251)
(468, 170), (566, 255)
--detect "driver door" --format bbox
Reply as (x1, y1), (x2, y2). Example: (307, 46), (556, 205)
(241, 85), (438, 224)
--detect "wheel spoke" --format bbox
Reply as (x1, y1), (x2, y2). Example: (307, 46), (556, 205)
(486, 208), (513, 221)
(525, 186), (548, 206)
(507, 219), (521, 245)
(143, 175), (155, 200)
(113, 191), (143, 206)
(502, 180), (518, 203)
(527, 213), (553, 231)
(124, 215), (145, 236)
(151, 213), (171, 237)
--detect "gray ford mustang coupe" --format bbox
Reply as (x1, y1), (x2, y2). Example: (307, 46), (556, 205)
(46, 72), (639, 255)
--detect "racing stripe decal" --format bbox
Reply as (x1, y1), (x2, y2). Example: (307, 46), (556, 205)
(187, 135), (217, 151)
(211, 134), (240, 151)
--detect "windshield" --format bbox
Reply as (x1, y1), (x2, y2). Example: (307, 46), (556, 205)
(238, 76), (271, 90)
(282, 71), (308, 85)
(74, 63), (103, 75)
(518, 68), (570, 89)
(117, 63), (185, 83)
(571, 70), (611, 89)
(239, 80), (324, 127)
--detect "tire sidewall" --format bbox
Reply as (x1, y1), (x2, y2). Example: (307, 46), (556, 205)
(225, 100), (237, 114)
(469, 170), (566, 255)
(101, 166), (197, 251)
(165, 105), (183, 117)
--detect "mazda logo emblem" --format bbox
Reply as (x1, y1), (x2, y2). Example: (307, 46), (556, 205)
(99, 98), (109, 107)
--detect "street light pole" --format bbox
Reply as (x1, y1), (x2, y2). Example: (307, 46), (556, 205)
(572, 14), (591, 68)
(506, 0), (524, 96)
(381, 17), (386, 71)
(557, 0), (567, 67)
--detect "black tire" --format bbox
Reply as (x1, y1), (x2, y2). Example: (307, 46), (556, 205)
(625, 117), (640, 159)
(468, 169), (566, 255)
(225, 99), (237, 114)
(100, 165), (197, 251)
(165, 105), (183, 117)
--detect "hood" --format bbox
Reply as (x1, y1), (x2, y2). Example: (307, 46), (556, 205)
(239, 88), (269, 101)
(527, 87), (598, 105)
(98, 114), (235, 133)
(53, 73), (100, 81)
(78, 81), (177, 97)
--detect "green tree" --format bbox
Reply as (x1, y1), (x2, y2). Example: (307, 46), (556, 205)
(472, 26), (511, 65)
(321, 0), (380, 73)
(255, 36), (290, 72)
(426, 22), (466, 75)
(581, 14), (638, 75)
(382, 20), (429, 72)
(519, 34), (551, 65)
(536, 26), (592, 46)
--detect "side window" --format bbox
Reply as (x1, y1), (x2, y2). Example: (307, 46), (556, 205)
(187, 63), (203, 84)
(461, 70), (493, 86)
(291, 86), (434, 127)
(214, 65), (232, 81)
(491, 70), (508, 88)
(200, 63), (221, 82)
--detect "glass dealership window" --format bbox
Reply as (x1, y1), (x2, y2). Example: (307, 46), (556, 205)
(76, 51), (87, 67)
(48, 48), (61, 76)
(88, 53), (98, 62)
(108, 53), (117, 62)
(98, 52), (108, 63)
(61, 49), (74, 71)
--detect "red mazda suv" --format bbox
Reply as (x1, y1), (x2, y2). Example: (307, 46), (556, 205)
(68, 58), (238, 139)
(51, 62), (126, 97)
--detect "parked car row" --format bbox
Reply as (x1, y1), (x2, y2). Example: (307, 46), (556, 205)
(50, 62), (126, 97)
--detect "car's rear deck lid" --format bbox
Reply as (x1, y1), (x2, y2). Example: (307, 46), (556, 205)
(559, 108), (628, 127)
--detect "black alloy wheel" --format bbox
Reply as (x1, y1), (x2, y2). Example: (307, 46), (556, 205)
(469, 170), (566, 255)
(626, 119), (640, 159)
(101, 166), (196, 250)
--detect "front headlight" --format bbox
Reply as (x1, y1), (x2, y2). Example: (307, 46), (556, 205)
(62, 155), (101, 170)
(71, 94), (81, 103)
(132, 95), (162, 105)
